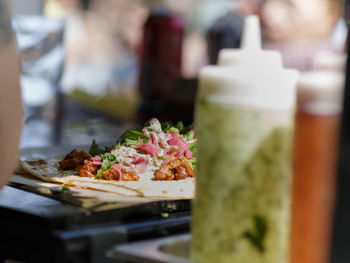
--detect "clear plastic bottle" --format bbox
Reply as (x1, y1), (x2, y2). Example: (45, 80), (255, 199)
(191, 16), (298, 263)
(290, 71), (344, 263)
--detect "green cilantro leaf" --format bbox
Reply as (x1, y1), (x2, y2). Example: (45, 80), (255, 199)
(118, 129), (149, 146)
(101, 152), (117, 162)
(161, 121), (184, 133)
(89, 140), (105, 156)
(101, 160), (111, 171)
(144, 120), (151, 127)
(95, 169), (103, 179)
(115, 142), (121, 150)
(125, 138), (143, 145)
(161, 122), (173, 133)
(169, 127), (180, 133)
(189, 142), (197, 155)
(175, 121), (184, 132)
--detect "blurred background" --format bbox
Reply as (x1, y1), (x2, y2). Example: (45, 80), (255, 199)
(11, 0), (347, 148)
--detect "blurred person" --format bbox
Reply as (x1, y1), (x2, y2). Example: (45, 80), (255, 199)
(0, 0), (23, 188)
(236, 0), (265, 15)
(260, 0), (346, 70)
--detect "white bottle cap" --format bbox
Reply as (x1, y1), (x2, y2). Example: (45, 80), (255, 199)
(296, 71), (344, 115)
(217, 15), (282, 69)
(198, 65), (298, 110)
(313, 51), (347, 73)
(198, 15), (299, 110)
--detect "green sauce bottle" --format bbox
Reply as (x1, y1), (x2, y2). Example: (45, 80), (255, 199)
(191, 15), (298, 263)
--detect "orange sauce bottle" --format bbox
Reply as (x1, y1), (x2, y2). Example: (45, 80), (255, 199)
(290, 71), (344, 263)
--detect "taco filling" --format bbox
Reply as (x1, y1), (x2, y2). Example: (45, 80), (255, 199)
(59, 118), (196, 181)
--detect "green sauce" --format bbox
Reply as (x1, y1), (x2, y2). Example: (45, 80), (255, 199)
(191, 98), (292, 263)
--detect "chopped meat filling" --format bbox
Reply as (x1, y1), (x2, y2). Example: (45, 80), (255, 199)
(77, 162), (99, 178)
(121, 171), (140, 181)
(59, 149), (91, 170)
(102, 168), (139, 181)
(77, 161), (140, 181)
(154, 157), (194, 180)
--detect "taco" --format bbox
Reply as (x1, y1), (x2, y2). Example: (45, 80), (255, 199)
(20, 118), (196, 199)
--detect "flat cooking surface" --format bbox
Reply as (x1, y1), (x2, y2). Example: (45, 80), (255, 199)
(0, 186), (191, 263)
(8, 145), (192, 229)
(0, 186), (191, 230)
(0, 145), (193, 262)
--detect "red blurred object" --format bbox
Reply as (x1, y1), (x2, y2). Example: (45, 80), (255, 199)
(137, 7), (184, 122)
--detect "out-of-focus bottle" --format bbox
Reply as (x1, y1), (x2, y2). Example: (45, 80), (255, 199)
(313, 51), (347, 72)
(290, 71), (344, 263)
(191, 16), (298, 263)
(206, 11), (244, 65)
(137, 5), (184, 122)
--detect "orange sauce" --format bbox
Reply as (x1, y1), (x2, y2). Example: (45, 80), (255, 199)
(290, 111), (340, 263)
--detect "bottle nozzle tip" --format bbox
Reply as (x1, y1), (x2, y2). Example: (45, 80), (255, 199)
(241, 15), (262, 50)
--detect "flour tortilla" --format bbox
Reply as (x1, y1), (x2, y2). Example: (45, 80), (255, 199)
(20, 156), (195, 199)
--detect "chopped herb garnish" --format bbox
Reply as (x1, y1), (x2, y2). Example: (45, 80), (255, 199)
(161, 122), (172, 133)
(89, 140), (105, 156)
(188, 158), (196, 164)
(101, 160), (111, 171)
(169, 127), (180, 133)
(115, 142), (121, 150)
(95, 169), (103, 179)
(170, 146), (180, 151)
(125, 138), (142, 145)
(189, 142), (197, 154)
(144, 120), (151, 127)
(175, 121), (184, 132)
(118, 129), (149, 146)
(101, 152), (117, 162)
(243, 216), (268, 253)
(161, 121), (184, 133)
